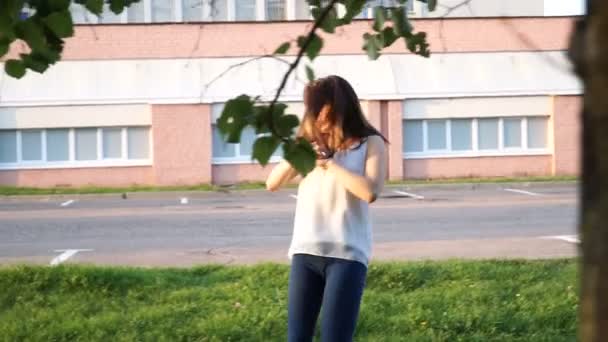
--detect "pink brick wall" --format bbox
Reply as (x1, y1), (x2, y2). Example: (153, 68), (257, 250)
(152, 104), (212, 185)
(553, 96), (581, 176)
(0, 166), (154, 188)
(212, 163), (276, 185)
(404, 155), (553, 179)
(5, 18), (574, 61)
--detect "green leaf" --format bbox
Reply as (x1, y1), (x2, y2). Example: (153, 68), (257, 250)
(109, 0), (127, 15)
(85, 0), (104, 15)
(362, 33), (381, 60)
(379, 27), (398, 47)
(372, 7), (386, 32)
(274, 42), (290, 55)
(305, 65), (315, 83)
(43, 10), (74, 38)
(284, 139), (316, 176)
(428, 0), (437, 12)
(21, 53), (51, 73)
(405, 31), (430, 57)
(341, 0), (367, 24)
(0, 39), (9, 57)
(390, 7), (413, 37)
(5, 59), (26, 78)
(49, 0), (72, 11)
(253, 136), (281, 165)
(218, 95), (255, 143)
(15, 20), (46, 51)
(298, 34), (323, 61)
(319, 6), (338, 34)
(276, 114), (300, 137)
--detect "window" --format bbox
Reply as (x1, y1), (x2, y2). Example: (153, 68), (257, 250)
(0, 127), (151, 169)
(152, 0), (175, 22)
(103, 128), (122, 159)
(295, 0), (310, 19)
(183, 0), (203, 21)
(527, 117), (548, 149)
(403, 120), (423, 153)
(478, 118), (498, 150)
(503, 118), (522, 148)
(47, 129), (70, 161)
(128, 127), (150, 159)
(266, 0), (286, 20)
(128, 1), (146, 22)
(212, 126), (282, 162)
(75, 128), (98, 161)
(21, 130), (42, 161)
(451, 119), (472, 151)
(235, 0), (256, 20)
(100, 4), (123, 23)
(403, 117), (549, 158)
(427, 120), (446, 150)
(0, 131), (17, 163)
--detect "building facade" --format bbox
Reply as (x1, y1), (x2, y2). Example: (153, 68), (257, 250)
(0, 1), (583, 187)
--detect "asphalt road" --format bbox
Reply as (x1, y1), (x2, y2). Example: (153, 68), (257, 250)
(0, 182), (579, 266)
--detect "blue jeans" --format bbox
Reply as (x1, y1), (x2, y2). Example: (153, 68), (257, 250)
(287, 253), (367, 342)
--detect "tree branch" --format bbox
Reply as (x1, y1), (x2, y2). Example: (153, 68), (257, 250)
(265, 0), (340, 143)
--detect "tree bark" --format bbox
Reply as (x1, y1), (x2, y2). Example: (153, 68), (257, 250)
(570, 1), (608, 341)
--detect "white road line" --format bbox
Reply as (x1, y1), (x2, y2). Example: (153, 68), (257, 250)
(504, 188), (543, 197)
(542, 235), (580, 244)
(180, 197), (189, 204)
(289, 194), (298, 199)
(50, 249), (94, 266)
(393, 190), (425, 200)
(60, 199), (76, 207)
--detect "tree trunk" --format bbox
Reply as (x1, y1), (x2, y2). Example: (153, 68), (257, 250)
(571, 1), (608, 341)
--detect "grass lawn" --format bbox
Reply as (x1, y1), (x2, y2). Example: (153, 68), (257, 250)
(0, 260), (577, 341)
(0, 176), (578, 196)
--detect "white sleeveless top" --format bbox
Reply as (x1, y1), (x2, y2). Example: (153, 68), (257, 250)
(288, 139), (372, 267)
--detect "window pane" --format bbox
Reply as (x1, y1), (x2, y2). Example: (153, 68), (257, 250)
(451, 119), (472, 151)
(100, 4), (122, 23)
(152, 0), (174, 22)
(235, 0), (256, 20)
(208, 0), (228, 20)
(295, 0), (310, 19)
(239, 127), (256, 157)
(212, 126), (236, 158)
(70, 4), (88, 24)
(128, 1), (146, 22)
(128, 127), (150, 159)
(103, 128), (123, 159)
(503, 118), (522, 148)
(46, 129), (70, 161)
(183, 0), (203, 21)
(528, 117), (548, 149)
(0, 131), (17, 163)
(76, 128), (98, 161)
(478, 118), (498, 150)
(266, 0), (286, 20)
(427, 120), (446, 150)
(403, 120), (423, 153)
(355, 1), (371, 18)
(22, 130), (42, 161)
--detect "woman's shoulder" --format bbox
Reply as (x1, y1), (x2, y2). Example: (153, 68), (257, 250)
(365, 134), (386, 147)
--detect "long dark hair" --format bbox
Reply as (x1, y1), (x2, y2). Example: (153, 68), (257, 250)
(298, 75), (388, 151)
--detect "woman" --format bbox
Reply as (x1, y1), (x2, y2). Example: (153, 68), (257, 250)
(266, 75), (388, 342)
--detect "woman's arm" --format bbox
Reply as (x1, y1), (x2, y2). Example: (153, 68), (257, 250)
(266, 160), (299, 192)
(323, 135), (387, 203)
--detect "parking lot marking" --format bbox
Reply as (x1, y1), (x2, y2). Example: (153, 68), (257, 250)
(50, 249), (94, 266)
(180, 197), (189, 205)
(504, 188), (543, 197)
(393, 190), (425, 200)
(60, 199), (76, 207)
(542, 235), (580, 244)
(289, 194), (298, 200)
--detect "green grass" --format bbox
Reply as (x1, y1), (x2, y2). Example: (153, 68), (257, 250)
(0, 176), (578, 196)
(0, 260), (578, 341)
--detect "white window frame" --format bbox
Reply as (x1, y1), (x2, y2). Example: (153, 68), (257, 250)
(211, 125), (283, 165)
(355, 0), (420, 19)
(0, 127), (153, 170)
(403, 116), (550, 159)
